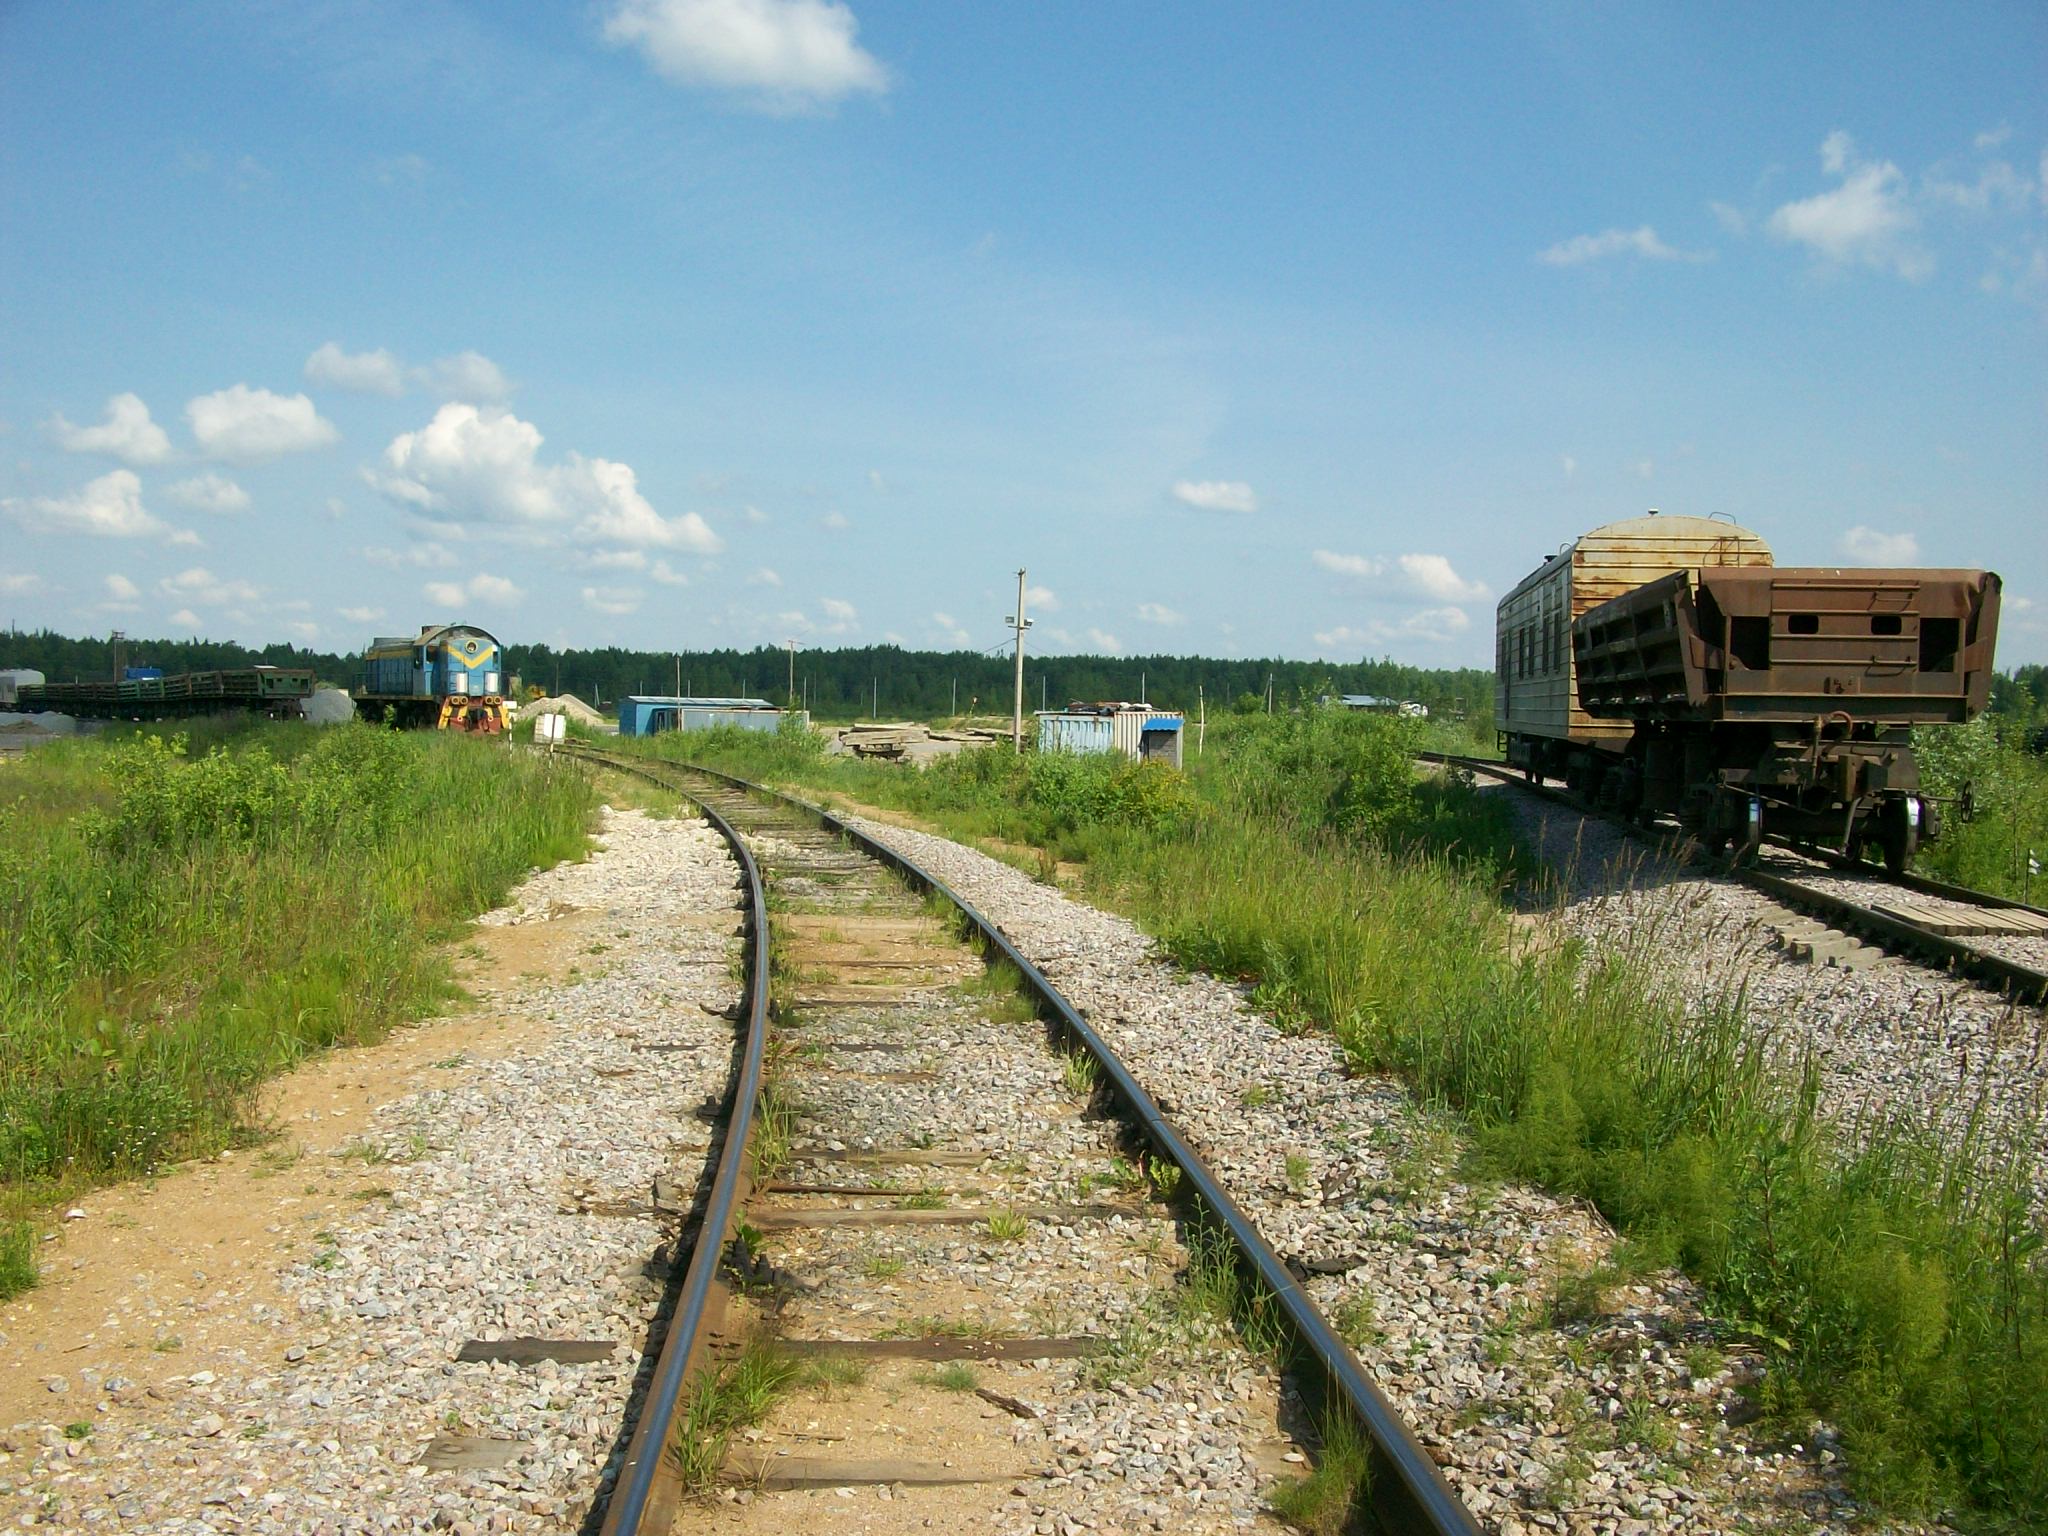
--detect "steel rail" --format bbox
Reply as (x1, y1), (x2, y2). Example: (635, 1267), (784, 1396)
(578, 748), (1481, 1536)
(1424, 752), (2048, 1003)
(586, 756), (771, 1536)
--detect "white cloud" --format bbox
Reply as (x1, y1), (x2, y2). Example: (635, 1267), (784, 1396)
(187, 385), (339, 460)
(1926, 158), (2034, 215)
(1767, 132), (1930, 279)
(748, 566), (782, 586)
(1312, 549), (1380, 580)
(650, 559), (689, 586)
(470, 573), (523, 605)
(424, 572), (524, 609)
(867, 469), (886, 492)
(1135, 602), (1183, 625)
(1975, 125), (2012, 152)
(4, 469), (167, 538)
(932, 610), (970, 646)
(603, 0), (890, 112)
(1709, 201), (1749, 236)
(744, 504), (769, 523)
(0, 571), (40, 595)
(1560, 454), (1578, 479)
(1636, 458), (1656, 480)
(159, 566), (262, 607)
(338, 605), (384, 624)
(47, 393), (173, 465)
(1310, 549), (1488, 602)
(104, 573), (140, 602)
(166, 528), (204, 548)
(1023, 584), (1058, 614)
(374, 403), (722, 553)
(1314, 606), (1470, 653)
(167, 607), (202, 630)
(1400, 606), (1471, 642)
(1538, 226), (1707, 266)
(820, 509), (850, 530)
(582, 585), (643, 615)
(821, 597), (857, 623)
(363, 542), (459, 570)
(165, 473), (250, 514)
(304, 342), (405, 396)
(1394, 553), (1488, 602)
(375, 153), (431, 186)
(581, 548), (648, 571)
(1839, 525), (1920, 564)
(1085, 627), (1123, 654)
(414, 351), (512, 401)
(1171, 479), (1258, 513)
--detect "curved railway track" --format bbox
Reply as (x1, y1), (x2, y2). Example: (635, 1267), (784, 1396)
(1426, 751), (2048, 1003)
(567, 745), (1481, 1536)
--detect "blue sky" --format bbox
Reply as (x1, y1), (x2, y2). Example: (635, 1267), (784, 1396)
(3, 1), (2043, 668)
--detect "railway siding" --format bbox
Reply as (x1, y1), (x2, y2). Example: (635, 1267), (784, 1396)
(0, 807), (744, 1532)
(1480, 776), (2048, 1205)
(831, 811), (1877, 1534)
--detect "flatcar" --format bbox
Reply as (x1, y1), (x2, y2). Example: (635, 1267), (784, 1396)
(1497, 514), (2001, 872)
(352, 623), (510, 733)
(16, 666), (313, 720)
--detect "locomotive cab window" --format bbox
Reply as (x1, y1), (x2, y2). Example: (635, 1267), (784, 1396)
(1870, 614), (1902, 636)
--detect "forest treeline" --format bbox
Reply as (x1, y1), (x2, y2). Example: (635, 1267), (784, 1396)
(2, 627), (1496, 723)
(6, 625), (2044, 727)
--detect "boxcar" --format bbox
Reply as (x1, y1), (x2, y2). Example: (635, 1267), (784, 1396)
(1495, 513), (1772, 780)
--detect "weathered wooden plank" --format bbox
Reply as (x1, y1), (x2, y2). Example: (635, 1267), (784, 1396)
(780, 1335), (1096, 1361)
(420, 1436), (530, 1470)
(456, 1337), (617, 1365)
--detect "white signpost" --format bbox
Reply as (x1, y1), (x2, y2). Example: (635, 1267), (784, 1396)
(535, 712), (566, 748)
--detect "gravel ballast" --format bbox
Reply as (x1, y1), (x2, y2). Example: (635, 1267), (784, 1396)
(1, 807), (743, 1534)
(838, 810), (1886, 1536)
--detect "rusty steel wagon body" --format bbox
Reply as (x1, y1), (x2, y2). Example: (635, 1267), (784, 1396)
(1497, 513), (2002, 871)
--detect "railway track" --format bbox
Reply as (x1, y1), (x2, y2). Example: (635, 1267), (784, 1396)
(567, 746), (1480, 1535)
(1426, 752), (2048, 1003)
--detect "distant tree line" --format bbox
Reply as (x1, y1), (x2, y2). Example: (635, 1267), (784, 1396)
(0, 625), (1492, 724)
(9, 624), (2041, 731)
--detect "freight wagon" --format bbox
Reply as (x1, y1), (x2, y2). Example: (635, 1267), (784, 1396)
(15, 667), (314, 720)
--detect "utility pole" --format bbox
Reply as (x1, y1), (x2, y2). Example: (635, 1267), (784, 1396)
(951, 677), (956, 717)
(785, 639), (799, 708)
(673, 654), (681, 697)
(1008, 568), (1033, 752)
(871, 676), (878, 720)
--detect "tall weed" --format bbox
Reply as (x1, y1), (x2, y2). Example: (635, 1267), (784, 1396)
(0, 721), (590, 1268)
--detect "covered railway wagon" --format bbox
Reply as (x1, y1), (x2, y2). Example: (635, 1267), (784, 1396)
(1573, 564), (2000, 871)
(1496, 513), (1773, 779)
(353, 623), (510, 733)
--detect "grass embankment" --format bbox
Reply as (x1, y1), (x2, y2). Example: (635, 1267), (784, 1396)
(1915, 715), (2048, 905)
(0, 720), (590, 1294)
(630, 711), (2048, 1530)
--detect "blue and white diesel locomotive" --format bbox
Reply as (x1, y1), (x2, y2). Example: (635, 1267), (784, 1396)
(353, 623), (510, 732)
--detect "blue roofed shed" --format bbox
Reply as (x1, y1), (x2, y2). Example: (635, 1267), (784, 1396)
(618, 696), (801, 737)
(1035, 703), (1183, 768)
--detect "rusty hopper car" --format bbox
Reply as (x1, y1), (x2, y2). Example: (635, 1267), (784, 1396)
(1495, 513), (1773, 780)
(1572, 565), (2000, 871)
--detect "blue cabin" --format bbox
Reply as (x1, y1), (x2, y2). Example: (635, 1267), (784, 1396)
(618, 696), (796, 738)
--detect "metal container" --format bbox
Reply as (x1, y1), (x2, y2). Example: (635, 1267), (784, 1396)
(1036, 707), (1184, 768)
(617, 696), (801, 738)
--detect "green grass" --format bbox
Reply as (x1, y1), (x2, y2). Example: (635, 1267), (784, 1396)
(0, 720), (590, 1295)
(650, 705), (2048, 1529)
(1913, 714), (2048, 903)
(669, 1333), (799, 1490)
